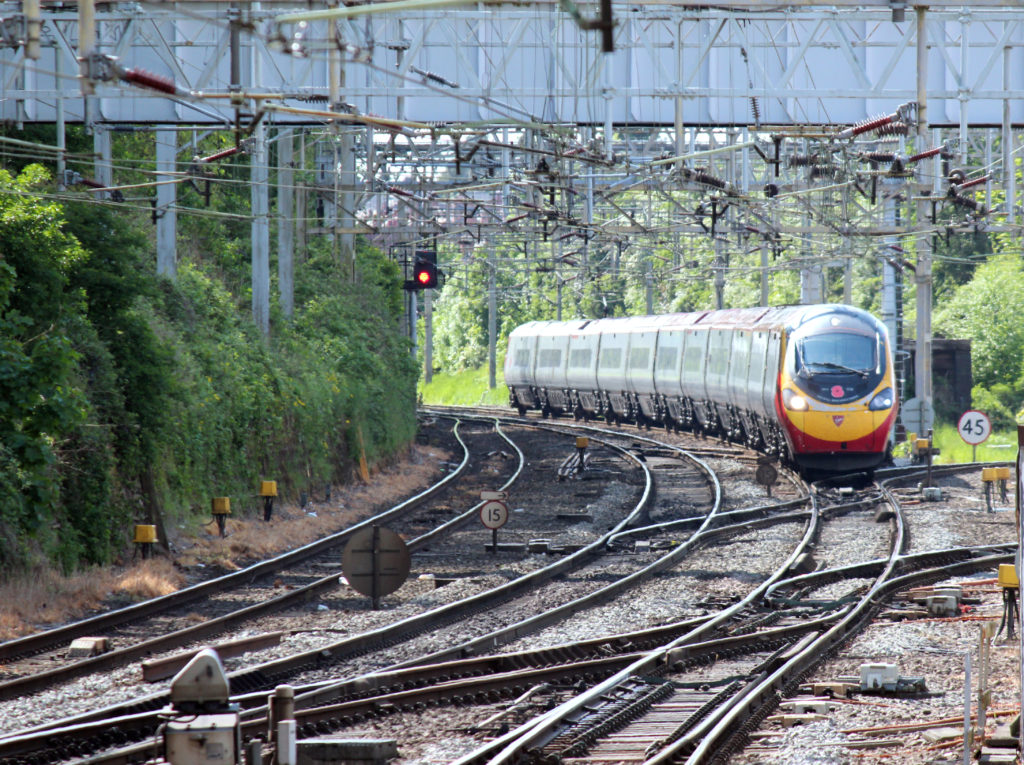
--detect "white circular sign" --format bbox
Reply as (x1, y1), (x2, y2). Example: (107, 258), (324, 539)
(957, 410), (991, 446)
(479, 500), (509, 530)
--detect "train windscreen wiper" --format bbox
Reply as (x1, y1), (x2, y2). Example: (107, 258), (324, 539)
(814, 361), (869, 378)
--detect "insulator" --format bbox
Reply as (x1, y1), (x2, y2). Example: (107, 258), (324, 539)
(950, 192), (984, 213)
(809, 165), (841, 180)
(750, 96), (761, 126)
(787, 154), (816, 167)
(838, 113), (893, 139)
(200, 145), (241, 163)
(690, 170), (727, 190)
(956, 175), (990, 191)
(861, 152), (898, 163)
(907, 146), (943, 164)
(122, 67), (178, 95)
(876, 121), (909, 137)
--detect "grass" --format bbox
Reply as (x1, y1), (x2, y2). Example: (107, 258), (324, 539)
(419, 366), (509, 407)
(926, 422), (1018, 464)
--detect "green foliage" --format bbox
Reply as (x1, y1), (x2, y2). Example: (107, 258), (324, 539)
(0, 148), (417, 573)
(420, 366), (508, 406)
(934, 253), (1024, 392)
(930, 422), (1017, 465)
(970, 384), (1017, 430)
(0, 167), (91, 569)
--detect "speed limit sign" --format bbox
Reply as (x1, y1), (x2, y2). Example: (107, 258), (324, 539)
(479, 500), (509, 530)
(957, 410), (991, 446)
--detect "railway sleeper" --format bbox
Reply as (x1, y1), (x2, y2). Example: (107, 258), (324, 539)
(542, 677), (675, 757)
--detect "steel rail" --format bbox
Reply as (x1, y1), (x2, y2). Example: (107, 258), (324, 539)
(0, 418), (513, 703)
(649, 466), (994, 763)
(450, 474), (821, 764)
(0, 425), (649, 765)
(0, 418), (474, 667)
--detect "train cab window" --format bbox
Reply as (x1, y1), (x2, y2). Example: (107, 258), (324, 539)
(797, 333), (876, 375)
(628, 347), (650, 369)
(569, 348), (592, 368)
(790, 327), (885, 402)
(538, 349), (562, 368)
(599, 347), (623, 369)
(656, 347), (678, 371)
(515, 349), (530, 367)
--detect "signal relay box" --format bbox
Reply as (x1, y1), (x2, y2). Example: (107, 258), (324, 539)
(165, 713), (240, 765)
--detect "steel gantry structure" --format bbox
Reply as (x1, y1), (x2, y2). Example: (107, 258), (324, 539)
(2, 0), (1024, 430)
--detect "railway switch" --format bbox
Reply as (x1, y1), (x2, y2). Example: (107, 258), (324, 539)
(163, 649), (241, 765)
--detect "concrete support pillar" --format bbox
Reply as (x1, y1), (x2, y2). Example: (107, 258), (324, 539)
(760, 241), (769, 307)
(488, 255), (497, 389)
(713, 237), (725, 310)
(800, 263), (824, 304)
(251, 122), (270, 336)
(1003, 47), (1016, 226)
(277, 129), (294, 319)
(424, 288), (433, 384)
(55, 49), (66, 189)
(914, 6), (934, 433)
(339, 129), (356, 275)
(155, 128), (177, 279)
(93, 125), (111, 196)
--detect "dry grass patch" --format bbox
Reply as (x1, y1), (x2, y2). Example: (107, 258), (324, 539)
(115, 559), (185, 600)
(0, 444), (450, 640)
(0, 567), (120, 640)
(182, 445), (448, 568)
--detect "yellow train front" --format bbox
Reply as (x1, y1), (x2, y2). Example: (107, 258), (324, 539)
(775, 306), (896, 474)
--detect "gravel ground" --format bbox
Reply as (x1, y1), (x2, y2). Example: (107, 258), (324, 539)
(733, 468), (1020, 765)
(4, 419), (1017, 765)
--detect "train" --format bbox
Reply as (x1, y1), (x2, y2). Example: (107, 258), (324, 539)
(504, 304), (897, 475)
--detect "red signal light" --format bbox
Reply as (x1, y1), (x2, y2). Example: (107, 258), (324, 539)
(412, 258), (438, 289)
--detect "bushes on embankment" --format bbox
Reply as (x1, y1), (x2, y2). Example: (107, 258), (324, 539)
(0, 165), (417, 573)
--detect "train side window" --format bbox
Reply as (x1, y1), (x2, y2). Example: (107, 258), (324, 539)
(569, 348), (592, 368)
(683, 341), (703, 373)
(656, 347), (678, 371)
(628, 347), (650, 369)
(515, 349), (530, 367)
(600, 347), (623, 368)
(538, 349), (562, 368)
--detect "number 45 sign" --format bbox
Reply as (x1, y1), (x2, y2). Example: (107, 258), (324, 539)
(958, 410), (991, 446)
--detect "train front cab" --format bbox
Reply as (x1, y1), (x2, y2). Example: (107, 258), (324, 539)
(775, 307), (897, 473)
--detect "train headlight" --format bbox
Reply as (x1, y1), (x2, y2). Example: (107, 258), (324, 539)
(868, 387), (894, 411)
(782, 389), (808, 411)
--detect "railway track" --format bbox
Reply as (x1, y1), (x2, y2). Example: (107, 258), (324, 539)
(3, 404), (1013, 765)
(0, 418), (519, 700)
(0, 412), (807, 765)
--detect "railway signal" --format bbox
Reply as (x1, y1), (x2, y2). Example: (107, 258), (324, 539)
(405, 250), (438, 290)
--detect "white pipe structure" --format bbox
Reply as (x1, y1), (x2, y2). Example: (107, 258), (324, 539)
(274, 0), (478, 24)
(77, 0), (95, 96)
